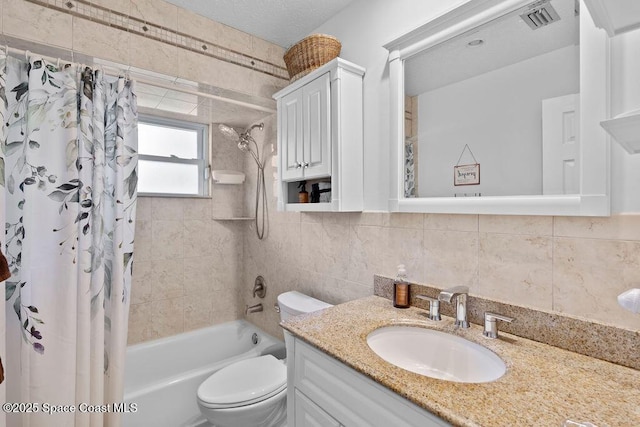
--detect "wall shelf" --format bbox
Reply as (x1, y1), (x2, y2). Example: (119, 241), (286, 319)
(211, 169), (245, 184)
(600, 109), (640, 154)
(282, 202), (333, 212)
(212, 217), (255, 221)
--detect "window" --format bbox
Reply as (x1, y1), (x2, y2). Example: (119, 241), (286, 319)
(137, 115), (209, 197)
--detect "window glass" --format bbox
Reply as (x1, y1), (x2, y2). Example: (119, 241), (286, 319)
(137, 160), (200, 195)
(137, 116), (209, 197)
(138, 123), (198, 159)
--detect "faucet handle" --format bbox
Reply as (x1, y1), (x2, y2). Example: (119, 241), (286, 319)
(437, 285), (469, 302)
(449, 285), (469, 294)
(415, 295), (441, 321)
(483, 312), (514, 339)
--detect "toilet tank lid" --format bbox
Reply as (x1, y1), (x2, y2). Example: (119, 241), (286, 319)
(277, 291), (332, 314)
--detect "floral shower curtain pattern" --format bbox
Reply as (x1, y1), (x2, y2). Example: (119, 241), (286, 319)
(0, 52), (138, 426)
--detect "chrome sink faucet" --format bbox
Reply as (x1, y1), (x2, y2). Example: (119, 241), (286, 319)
(438, 286), (469, 328)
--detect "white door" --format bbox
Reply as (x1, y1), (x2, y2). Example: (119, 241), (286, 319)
(542, 94), (580, 195)
(280, 88), (304, 182)
(302, 73), (331, 179)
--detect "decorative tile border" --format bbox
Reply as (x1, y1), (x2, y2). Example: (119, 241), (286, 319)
(26, 0), (290, 81)
(374, 274), (640, 370)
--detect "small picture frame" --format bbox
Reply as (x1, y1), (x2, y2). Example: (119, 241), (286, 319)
(454, 163), (480, 186)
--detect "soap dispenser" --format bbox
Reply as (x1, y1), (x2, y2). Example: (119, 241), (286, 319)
(393, 264), (410, 308)
(298, 181), (309, 203)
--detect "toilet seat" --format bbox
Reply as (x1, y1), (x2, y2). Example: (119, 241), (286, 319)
(197, 355), (286, 409)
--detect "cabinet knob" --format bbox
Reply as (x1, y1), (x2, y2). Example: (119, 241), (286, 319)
(303, 162), (309, 168)
(295, 162), (302, 169)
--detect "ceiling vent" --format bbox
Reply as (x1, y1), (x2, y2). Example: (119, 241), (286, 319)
(520, 1), (561, 29)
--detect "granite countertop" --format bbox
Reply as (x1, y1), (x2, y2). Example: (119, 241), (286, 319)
(281, 296), (640, 427)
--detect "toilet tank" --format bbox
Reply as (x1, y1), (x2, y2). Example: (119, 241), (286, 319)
(277, 291), (332, 321)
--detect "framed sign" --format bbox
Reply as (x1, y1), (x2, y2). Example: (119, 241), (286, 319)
(454, 163), (480, 186)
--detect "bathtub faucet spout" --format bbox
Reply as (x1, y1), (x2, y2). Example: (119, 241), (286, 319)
(245, 303), (263, 315)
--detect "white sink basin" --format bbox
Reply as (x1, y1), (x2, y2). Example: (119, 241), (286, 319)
(366, 326), (506, 383)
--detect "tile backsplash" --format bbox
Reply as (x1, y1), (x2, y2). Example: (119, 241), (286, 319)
(244, 210), (640, 341)
(374, 275), (640, 370)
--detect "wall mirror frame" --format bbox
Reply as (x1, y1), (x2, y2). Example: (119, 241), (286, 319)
(385, 0), (611, 216)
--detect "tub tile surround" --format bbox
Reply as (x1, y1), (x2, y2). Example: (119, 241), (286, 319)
(128, 196), (245, 344)
(374, 275), (640, 370)
(127, 124), (255, 344)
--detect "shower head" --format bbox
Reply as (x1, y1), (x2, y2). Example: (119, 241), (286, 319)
(238, 123), (264, 142)
(218, 124), (240, 140)
(218, 123), (264, 141)
(218, 122), (264, 167)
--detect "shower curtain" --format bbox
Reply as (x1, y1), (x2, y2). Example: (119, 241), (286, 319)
(0, 52), (138, 426)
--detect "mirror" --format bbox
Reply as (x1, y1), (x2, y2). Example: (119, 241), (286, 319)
(386, 0), (610, 216)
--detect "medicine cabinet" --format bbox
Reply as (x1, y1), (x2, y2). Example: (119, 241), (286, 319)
(273, 58), (365, 212)
(385, 0), (611, 216)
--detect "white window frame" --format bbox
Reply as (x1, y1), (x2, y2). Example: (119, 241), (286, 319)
(138, 114), (210, 198)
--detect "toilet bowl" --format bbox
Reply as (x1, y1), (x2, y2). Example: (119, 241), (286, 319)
(197, 291), (332, 427)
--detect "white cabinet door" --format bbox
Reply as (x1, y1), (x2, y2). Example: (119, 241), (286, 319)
(280, 88), (304, 182)
(302, 72), (331, 179)
(294, 390), (341, 427)
(292, 338), (451, 427)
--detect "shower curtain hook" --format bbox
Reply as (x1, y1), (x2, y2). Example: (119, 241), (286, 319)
(25, 50), (30, 61)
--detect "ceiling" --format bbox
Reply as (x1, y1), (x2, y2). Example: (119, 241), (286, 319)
(405, 0), (579, 96)
(163, 0), (357, 47)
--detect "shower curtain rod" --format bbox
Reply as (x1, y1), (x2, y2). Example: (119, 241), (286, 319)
(4, 45), (276, 114)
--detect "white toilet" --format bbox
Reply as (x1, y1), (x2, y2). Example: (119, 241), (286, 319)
(196, 291), (332, 427)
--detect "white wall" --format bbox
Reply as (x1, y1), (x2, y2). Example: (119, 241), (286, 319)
(312, 0), (469, 210)
(610, 30), (640, 213)
(313, 0), (640, 213)
(418, 45), (579, 197)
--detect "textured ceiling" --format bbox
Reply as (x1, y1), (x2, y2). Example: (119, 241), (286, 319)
(163, 0), (356, 47)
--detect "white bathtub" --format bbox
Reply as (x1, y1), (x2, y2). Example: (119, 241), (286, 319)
(123, 320), (286, 427)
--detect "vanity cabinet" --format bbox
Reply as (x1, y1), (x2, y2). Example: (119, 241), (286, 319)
(284, 332), (451, 427)
(273, 58), (365, 212)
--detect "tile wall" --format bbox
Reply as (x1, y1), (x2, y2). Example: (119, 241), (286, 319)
(128, 124), (251, 344)
(0, 0), (288, 344)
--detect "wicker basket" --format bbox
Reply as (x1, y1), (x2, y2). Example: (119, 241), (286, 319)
(283, 34), (341, 81)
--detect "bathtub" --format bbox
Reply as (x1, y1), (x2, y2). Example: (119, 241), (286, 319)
(123, 320), (286, 427)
